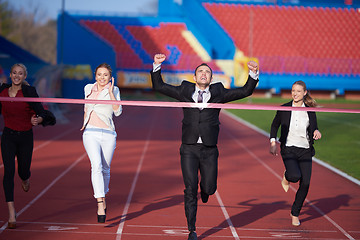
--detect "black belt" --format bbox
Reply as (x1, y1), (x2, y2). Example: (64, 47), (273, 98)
(3, 127), (32, 135)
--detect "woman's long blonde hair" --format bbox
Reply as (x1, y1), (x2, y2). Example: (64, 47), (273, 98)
(293, 80), (317, 107)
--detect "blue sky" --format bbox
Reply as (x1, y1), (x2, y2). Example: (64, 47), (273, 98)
(9, 0), (158, 21)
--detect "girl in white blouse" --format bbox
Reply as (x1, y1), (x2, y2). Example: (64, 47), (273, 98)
(270, 81), (321, 227)
(81, 63), (122, 223)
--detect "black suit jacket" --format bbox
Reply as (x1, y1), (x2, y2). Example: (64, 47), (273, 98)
(0, 83), (56, 126)
(270, 101), (319, 156)
(151, 70), (258, 146)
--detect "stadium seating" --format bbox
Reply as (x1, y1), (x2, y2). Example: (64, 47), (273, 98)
(79, 19), (222, 73)
(204, 3), (360, 76)
(80, 20), (146, 70)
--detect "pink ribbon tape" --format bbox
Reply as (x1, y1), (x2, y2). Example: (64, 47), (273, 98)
(0, 97), (359, 114)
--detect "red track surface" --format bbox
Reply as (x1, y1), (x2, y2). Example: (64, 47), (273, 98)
(0, 105), (359, 240)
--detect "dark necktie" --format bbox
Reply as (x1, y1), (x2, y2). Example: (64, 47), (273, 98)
(198, 90), (204, 103)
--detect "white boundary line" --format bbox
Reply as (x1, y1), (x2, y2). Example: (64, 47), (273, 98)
(3, 221), (342, 233)
(223, 110), (360, 186)
(115, 111), (156, 240)
(222, 111), (355, 240)
(15, 221), (108, 226)
(125, 224), (337, 233)
(215, 191), (241, 240)
(0, 152), (87, 234)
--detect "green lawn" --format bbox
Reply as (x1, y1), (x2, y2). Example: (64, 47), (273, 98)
(227, 97), (360, 180)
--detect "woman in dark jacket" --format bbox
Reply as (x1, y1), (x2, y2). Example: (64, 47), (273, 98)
(0, 63), (56, 229)
(269, 80), (321, 227)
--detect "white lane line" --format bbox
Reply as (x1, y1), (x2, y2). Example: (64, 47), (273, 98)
(215, 191), (241, 240)
(304, 200), (355, 240)
(115, 111), (156, 240)
(12, 222), (340, 234)
(223, 110), (360, 186)
(223, 123), (355, 240)
(125, 224), (338, 233)
(3, 229), (119, 235)
(3, 221), (345, 238)
(0, 152), (87, 234)
(0, 228), (348, 239)
(13, 221), (109, 226)
(33, 126), (80, 151)
(0, 126), (79, 169)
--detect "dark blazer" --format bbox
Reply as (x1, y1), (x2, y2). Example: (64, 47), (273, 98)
(151, 70), (258, 146)
(270, 101), (319, 156)
(0, 83), (56, 126)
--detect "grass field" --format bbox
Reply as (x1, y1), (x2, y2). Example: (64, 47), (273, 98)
(227, 97), (360, 180)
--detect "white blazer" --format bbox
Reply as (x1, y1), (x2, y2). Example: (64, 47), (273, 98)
(82, 83), (122, 131)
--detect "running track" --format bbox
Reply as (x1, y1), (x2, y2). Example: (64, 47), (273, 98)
(0, 105), (359, 240)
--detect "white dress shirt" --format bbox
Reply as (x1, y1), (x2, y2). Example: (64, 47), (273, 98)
(285, 102), (310, 148)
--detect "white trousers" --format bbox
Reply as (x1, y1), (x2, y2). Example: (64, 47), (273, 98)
(83, 127), (117, 199)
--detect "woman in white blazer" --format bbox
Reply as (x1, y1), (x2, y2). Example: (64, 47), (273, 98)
(81, 63), (122, 223)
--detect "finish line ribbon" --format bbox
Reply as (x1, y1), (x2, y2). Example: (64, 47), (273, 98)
(0, 97), (359, 114)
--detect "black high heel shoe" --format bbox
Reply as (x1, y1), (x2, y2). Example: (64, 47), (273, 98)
(97, 201), (106, 223)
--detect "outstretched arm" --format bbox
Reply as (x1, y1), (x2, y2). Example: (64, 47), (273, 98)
(151, 53), (182, 100)
(221, 60), (259, 103)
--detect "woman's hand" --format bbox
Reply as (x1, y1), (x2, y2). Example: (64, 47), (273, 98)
(109, 77), (115, 93)
(31, 115), (43, 126)
(313, 130), (322, 140)
(270, 142), (278, 156)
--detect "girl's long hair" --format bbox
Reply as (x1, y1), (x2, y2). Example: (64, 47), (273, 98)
(293, 80), (317, 107)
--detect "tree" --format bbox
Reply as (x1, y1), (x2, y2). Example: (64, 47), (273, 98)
(0, 0), (57, 64)
(0, 0), (13, 36)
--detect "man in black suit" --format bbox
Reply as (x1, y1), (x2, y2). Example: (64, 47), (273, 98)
(151, 53), (259, 240)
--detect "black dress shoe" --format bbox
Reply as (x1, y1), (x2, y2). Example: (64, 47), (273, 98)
(188, 231), (197, 240)
(201, 191), (209, 203)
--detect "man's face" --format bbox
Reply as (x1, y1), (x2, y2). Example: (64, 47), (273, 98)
(194, 65), (212, 88)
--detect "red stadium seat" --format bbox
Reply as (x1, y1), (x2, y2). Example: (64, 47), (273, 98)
(203, 3), (360, 75)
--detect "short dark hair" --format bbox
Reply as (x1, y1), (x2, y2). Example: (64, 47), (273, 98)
(194, 63), (212, 77)
(95, 63), (112, 77)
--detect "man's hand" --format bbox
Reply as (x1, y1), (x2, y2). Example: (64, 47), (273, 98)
(154, 54), (166, 65)
(247, 60), (258, 73)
